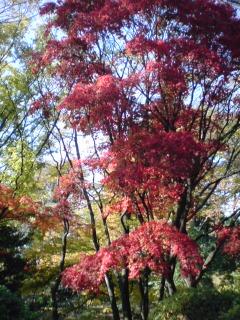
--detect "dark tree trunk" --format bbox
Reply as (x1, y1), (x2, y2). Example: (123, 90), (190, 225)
(118, 269), (132, 320)
(159, 276), (165, 301)
(139, 270), (149, 320)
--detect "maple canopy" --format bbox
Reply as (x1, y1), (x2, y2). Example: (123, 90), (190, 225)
(36, 0), (240, 319)
(62, 221), (203, 292)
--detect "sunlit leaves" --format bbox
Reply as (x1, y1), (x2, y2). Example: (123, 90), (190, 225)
(62, 221), (203, 292)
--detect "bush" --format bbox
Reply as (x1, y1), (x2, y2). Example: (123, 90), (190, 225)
(0, 285), (38, 320)
(151, 287), (240, 320)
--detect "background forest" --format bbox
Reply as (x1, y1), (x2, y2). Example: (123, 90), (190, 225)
(1, 0), (240, 319)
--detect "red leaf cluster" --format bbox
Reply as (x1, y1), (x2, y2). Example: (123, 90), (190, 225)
(62, 221), (203, 292)
(0, 184), (38, 221)
(217, 226), (240, 257)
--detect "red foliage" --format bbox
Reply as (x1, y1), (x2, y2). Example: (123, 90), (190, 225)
(53, 160), (88, 201)
(38, 0), (240, 139)
(38, 0), (240, 223)
(30, 93), (57, 118)
(0, 183), (69, 232)
(217, 226), (240, 257)
(0, 184), (38, 221)
(41, 0), (240, 60)
(103, 196), (133, 219)
(62, 221), (203, 292)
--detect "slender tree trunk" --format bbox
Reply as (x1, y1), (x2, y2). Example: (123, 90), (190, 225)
(164, 183), (191, 298)
(174, 186), (191, 233)
(159, 276), (165, 301)
(166, 276), (176, 296)
(51, 219), (69, 320)
(105, 274), (121, 320)
(139, 270), (149, 320)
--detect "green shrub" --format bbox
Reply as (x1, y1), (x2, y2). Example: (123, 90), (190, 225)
(0, 285), (38, 320)
(151, 287), (240, 320)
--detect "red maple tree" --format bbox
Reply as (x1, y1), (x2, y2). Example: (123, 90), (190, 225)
(38, 1), (240, 319)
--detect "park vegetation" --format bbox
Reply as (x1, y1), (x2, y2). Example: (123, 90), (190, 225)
(0, 0), (240, 319)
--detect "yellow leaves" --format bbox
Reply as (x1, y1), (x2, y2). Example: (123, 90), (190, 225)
(0, 140), (38, 197)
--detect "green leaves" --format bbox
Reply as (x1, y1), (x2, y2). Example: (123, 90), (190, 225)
(151, 287), (240, 320)
(0, 141), (38, 195)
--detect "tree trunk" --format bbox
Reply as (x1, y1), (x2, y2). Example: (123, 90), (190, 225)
(139, 270), (149, 320)
(105, 274), (121, 320)
(166, 274), (176, 296)
(51, 219), (69, 320)
(159, 277), (165, 301)
(118, 269), (132, 320)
